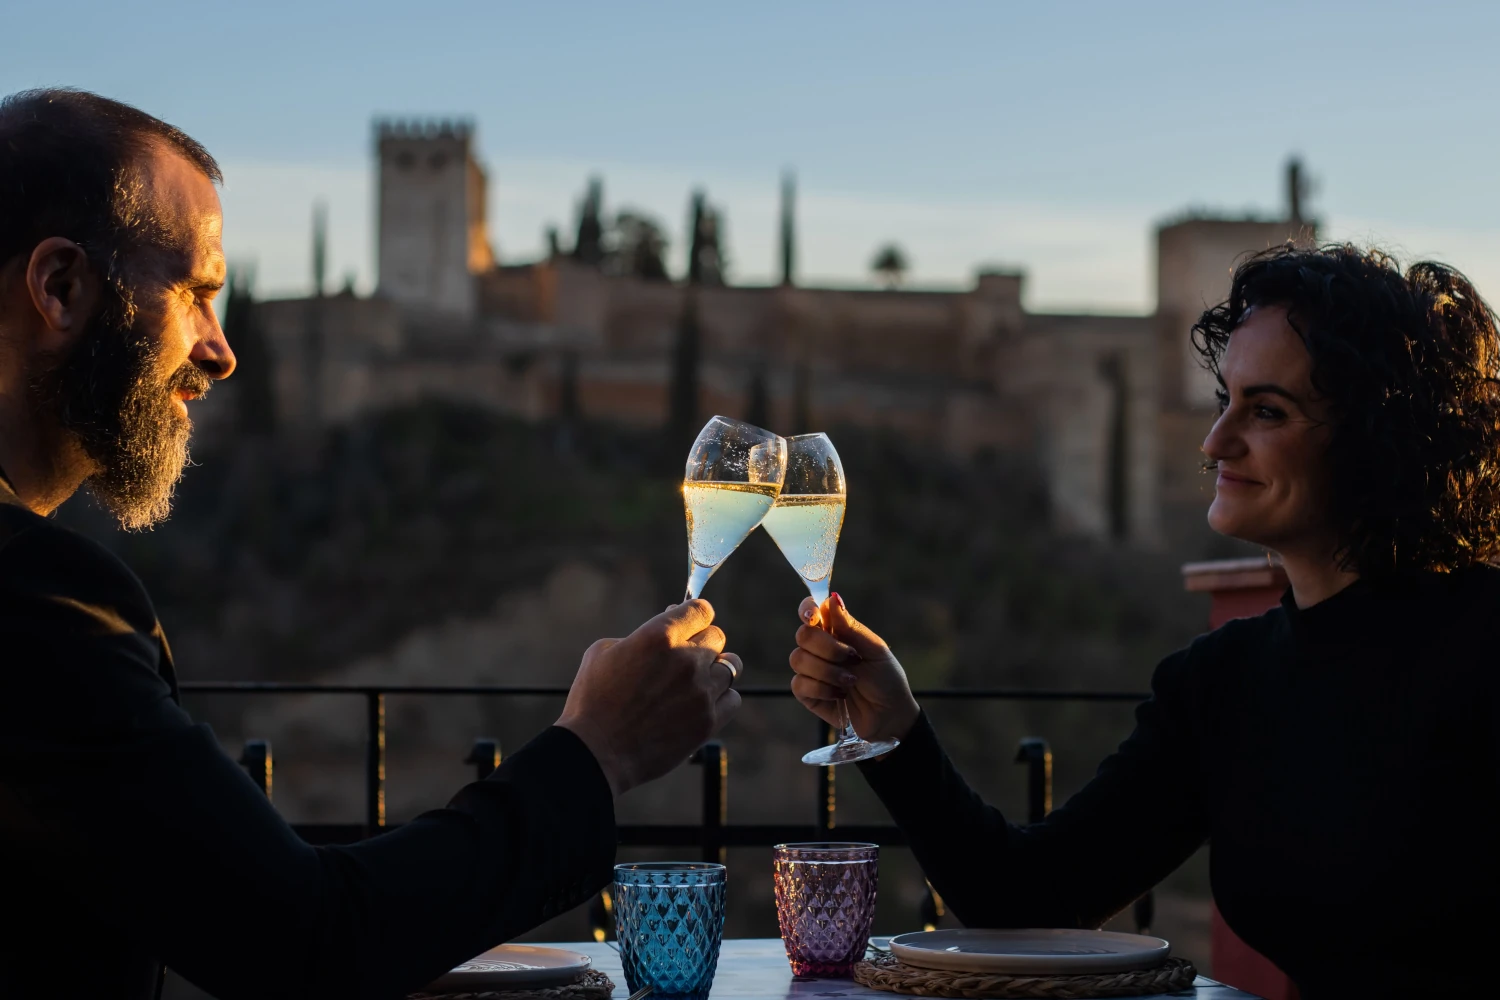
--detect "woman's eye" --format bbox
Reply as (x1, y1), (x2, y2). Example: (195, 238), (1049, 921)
(1254, 405), (1285, 420)
(1214, 392), (1230, 414)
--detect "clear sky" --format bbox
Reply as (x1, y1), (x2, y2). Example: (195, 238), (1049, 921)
(6, 0), (1500, 312)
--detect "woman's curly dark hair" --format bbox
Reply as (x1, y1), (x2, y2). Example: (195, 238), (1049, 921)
(1191, 243), (1500, 576)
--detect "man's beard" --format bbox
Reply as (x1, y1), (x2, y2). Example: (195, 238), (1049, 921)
(29, 284), (212, 530)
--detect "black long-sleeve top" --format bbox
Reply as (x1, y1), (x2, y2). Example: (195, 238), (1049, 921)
(861, 566), (1500, 998)
(0, 480), (618, 1000)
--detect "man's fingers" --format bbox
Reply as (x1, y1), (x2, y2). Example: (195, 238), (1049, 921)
(712, 686), (742, 731)
(685, 624), (727, 654)
(790, 648), (856, 690)
(658, 598), (715, 641)
(705, 651), (743, 695)
(582, 637), (620, 663)
(796, 623), (857, 664)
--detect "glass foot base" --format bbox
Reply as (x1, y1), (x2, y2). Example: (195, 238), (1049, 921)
(801, 736), (899, 766)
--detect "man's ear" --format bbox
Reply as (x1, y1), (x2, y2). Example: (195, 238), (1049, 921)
(24, 238), (101, 351)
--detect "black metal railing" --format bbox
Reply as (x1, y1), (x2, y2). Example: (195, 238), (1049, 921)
(183, 683), (1156, 932)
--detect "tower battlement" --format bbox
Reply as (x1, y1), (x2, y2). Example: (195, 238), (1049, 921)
(373, 117), (475, 143)
(374, 115), (492, 318)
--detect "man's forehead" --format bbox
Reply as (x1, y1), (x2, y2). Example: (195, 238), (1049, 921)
(136, 144), (225, 280)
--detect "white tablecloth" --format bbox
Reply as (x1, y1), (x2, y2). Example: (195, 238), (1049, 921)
(540, 938), (1262, 1000)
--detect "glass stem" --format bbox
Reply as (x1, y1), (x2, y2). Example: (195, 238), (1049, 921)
(837, 699), (859, 743)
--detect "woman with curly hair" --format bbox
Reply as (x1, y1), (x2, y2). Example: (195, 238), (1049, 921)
(786, 244), (1500, 998)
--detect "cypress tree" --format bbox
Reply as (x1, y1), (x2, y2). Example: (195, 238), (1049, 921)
(572, 177), (605, 266)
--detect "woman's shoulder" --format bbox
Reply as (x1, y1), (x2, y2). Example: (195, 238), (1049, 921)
(1444, 562), (1500, 599)
(1185, 604), (1287, 664)
(1147, 604), (1286, 701)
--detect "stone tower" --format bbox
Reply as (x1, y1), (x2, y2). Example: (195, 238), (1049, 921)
(375, 118), (493, 318)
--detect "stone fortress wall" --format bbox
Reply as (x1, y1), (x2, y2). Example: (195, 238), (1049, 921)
(234, 119), (1317, 559)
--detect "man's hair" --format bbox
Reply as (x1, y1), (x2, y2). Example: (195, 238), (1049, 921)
(0, 88), (221, 312)
(1192, 244), (1500, 576)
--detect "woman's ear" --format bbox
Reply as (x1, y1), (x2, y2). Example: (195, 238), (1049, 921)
(24, 237), (100, 352)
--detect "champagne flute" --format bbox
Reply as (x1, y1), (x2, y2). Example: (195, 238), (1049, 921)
(762, 433), (899, 766)
(683, 416), (787, 601)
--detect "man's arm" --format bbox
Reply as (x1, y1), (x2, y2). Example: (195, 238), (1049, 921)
(0, 523), (615, 1000)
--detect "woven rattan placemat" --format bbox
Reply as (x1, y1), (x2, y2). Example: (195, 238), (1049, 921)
(853, 953), (1197, 999)
(409, 968), (615, 1000)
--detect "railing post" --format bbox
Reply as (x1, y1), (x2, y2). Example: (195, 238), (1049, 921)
(1014, 737), (1052, 824)
(816, 720), (836, 833)
(238, 740), (272, 800)
(691, 742), (726, 863)
(464, 739), (501, 781)
(365, 692), (386, 836)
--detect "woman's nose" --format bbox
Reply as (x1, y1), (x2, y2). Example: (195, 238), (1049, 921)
(1202, 409), (1245, 462)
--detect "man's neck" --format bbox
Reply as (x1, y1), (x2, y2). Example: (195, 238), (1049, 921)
(0, 390), (90, 517)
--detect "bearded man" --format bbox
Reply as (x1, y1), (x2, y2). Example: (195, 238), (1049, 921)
(0, 89), (745, 1000)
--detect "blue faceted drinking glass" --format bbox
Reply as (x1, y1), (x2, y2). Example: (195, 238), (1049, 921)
(613, 862), (727, 1000)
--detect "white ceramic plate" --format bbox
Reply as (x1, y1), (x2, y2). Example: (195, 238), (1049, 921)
(424, 944), (592, 991)
(890, 929), (1170, 975)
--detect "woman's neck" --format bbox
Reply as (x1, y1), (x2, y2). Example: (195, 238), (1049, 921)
(1275, 548), (1361, 609)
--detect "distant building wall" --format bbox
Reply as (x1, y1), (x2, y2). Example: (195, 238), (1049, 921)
(248, 263), (1160, 548)
(240, 132), (1326, 557)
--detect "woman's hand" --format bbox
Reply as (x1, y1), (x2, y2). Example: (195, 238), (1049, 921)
(790, 592), (921, 742)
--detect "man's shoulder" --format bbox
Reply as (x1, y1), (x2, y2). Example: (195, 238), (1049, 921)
(0, 502), (157, 636)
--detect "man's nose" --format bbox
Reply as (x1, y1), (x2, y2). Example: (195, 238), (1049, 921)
(191, 311), (237, 380)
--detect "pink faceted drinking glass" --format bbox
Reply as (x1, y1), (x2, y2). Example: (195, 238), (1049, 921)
(772, 842), (879, 978)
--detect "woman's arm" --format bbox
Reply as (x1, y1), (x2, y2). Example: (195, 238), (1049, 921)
(860, 651), (1205, 928)
(790, 594), (1207, 929)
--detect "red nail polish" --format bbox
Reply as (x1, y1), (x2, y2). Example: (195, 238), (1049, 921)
(831, 592), (845, 610)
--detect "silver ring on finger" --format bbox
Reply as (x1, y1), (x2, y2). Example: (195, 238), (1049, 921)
(714, 656), (739, 684)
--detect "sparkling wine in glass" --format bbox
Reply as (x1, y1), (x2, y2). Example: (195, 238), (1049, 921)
(762, 433), (899, 766)
(683, 416), (787, 601)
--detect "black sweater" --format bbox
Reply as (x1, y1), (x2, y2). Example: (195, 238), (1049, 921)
(861, 567), (1500, 998)
(0, 481), (618, 999)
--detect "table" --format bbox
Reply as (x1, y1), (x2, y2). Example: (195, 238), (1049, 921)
(544, 939), (1264, 1000)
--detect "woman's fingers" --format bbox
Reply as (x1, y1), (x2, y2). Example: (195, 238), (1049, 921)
(822, 593), (890, 658)
(796, 623), (857, 664)
(798, 596), (822, 628)
(791, 676), (846, 728)
(791, 673), (845, 702)
(790, 648), (857, 690)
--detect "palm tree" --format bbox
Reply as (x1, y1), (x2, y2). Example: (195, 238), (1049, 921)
(871, 243), (909, 289)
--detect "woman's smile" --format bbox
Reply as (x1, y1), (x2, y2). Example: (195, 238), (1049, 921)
(1215, 468), (1262, 489)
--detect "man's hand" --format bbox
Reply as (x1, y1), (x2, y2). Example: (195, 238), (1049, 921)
(557, 599), (743, 797)
(790, 592), (920, 742)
